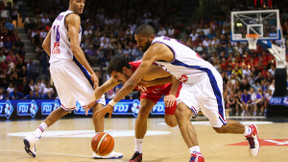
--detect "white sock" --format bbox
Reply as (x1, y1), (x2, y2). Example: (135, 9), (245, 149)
(244, 125), (252, 136)
(135, 138), (143, 153)
(33, 122), (48, 138)
(189, 146), (201, 154)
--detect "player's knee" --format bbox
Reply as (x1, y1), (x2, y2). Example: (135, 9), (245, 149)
(165, 115), (178, 127)
(138, 107), (150, 119)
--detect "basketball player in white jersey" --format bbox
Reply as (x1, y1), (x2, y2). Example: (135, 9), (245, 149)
(95, 24), (259, 162)
(23, 0), (122, 159)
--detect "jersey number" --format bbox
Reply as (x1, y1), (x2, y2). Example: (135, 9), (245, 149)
(52, 25), (60, 55)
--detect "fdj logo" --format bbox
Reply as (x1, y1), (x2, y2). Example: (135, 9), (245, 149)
(270, 97), (283, 105)
(0, 100), (14, 119)
(131, 100), (140, 117)
(17, 100), (38, 118)
(151, 104), (165, 115)
(41, 100), (60, 115)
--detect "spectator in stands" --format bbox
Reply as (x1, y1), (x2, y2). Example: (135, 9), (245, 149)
(5, 17), (15, 32)
(226, 90), (236, 116)
(241, 89), (251, 116)
(26, 58), (38, 82)
(250, 87), (265, 116)
(41, 90), (53, 99)
(0, 88), (6, 99)
(9, 87), (24, 99)
(6, 82), (14, 94)
(24, 90), (34, 99)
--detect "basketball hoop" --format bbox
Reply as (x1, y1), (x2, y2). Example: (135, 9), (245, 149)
(246, 34), (259, 50)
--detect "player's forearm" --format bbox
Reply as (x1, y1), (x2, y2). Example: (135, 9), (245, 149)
(71, 46), (94, 74)
(169, 76), (181, 96)
(112, 81), (137, 103)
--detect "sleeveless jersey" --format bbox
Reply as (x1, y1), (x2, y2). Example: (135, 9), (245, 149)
(49, 10), (82, 64)
(129, 60), (171, 94)
(153, 36), (220, 85)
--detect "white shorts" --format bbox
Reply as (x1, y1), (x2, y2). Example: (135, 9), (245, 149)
(176, 72), (227, 128)
(50, 60), (105, 110)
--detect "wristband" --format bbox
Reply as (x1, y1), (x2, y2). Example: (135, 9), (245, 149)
(108, 99), (117, 106)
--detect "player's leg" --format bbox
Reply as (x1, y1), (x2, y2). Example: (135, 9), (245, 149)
(129, 98), (155, 162)
(200, 74), (259, 157)
(92, 103), (104, 132)
(23, 107), (71, 157)
(175, 102), (204, 162)
(164, 114), (177, 127)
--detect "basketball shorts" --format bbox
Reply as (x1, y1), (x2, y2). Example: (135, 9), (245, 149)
(176, 74), (227, 128)
(50, 60), (105, 111)
(140, 84), (182, 115)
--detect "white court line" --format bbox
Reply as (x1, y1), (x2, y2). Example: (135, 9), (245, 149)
(7, 130), (171, 138)
(159, 121), (274, 125)
(0, 148), (91, 158)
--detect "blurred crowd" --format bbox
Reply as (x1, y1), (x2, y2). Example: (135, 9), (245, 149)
(1, 0), (288, 116)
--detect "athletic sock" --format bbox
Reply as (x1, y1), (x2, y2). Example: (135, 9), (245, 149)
(33, 122), (48, 138)
(244, 125), (252, 136)
(189, 146), (201, 154)
(135, 138), (143, 153)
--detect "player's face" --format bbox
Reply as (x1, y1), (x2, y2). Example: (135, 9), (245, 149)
(134, 34), (151, 52)
(70, 0), (85, 14)
(110, 71), (130, 83)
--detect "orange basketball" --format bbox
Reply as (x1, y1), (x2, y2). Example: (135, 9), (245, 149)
(91, 132), (114, 156)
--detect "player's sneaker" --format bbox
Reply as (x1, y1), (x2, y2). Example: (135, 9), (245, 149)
(190, 152), (205, 162)
(23, 134), (40, 157)
(92, 151), (123, 159)
(128, 151), (143, 162)
(245, 124), (260, 156)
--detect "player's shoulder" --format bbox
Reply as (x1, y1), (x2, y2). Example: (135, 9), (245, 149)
(65, 12), (80, 23)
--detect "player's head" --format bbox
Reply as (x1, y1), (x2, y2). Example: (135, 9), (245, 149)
(108, 58), (132, 83)
(69, 0), (85, 15)
(134, 24), (155, 52)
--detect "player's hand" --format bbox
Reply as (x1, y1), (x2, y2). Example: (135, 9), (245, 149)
(164, 95), (176, 107)
(84, 100), (96, 116)
(93, 104), (113, 119)
(90, 73), (99, 89)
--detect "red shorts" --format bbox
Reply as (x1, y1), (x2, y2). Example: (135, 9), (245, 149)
(139, 84), (182, 115)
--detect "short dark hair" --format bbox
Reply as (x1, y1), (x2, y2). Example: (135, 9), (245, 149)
(108, 58), (131, 75)
(134, 24), (155, 37)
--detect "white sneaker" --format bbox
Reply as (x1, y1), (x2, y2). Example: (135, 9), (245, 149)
(93, 151), (123, 159)
(23, 134), (40, 157)
(245, 124), (260, 156)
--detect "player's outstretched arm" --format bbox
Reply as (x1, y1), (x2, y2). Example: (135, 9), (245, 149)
(85, 78), (119, 115)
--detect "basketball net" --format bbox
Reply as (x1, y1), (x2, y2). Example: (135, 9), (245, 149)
(246, 34), (259, 50)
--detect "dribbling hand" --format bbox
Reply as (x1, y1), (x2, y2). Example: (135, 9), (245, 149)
(94, 104), (114, 119)
(84, 100), (96, 116)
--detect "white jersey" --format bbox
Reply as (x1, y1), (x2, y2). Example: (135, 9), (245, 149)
(49, 10), (82, 64)
(153, 36), (221, 85)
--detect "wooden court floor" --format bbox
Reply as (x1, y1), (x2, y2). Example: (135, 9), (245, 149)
(1, 117), (288, 162)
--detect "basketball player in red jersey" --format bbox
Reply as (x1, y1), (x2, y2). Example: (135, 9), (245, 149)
(85, 58), (181, 162)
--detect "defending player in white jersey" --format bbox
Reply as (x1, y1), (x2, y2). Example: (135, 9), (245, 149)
(23, 0), (122, 159)
(94, 24), (260, 162)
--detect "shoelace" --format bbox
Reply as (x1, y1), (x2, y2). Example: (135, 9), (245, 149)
(246, 137), (255, 148)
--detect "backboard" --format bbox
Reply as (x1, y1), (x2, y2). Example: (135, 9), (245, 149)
(231, 9), (281, 42)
